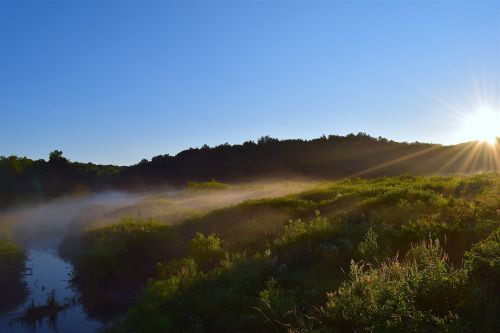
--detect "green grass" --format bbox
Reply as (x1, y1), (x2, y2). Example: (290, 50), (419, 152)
(63, 174), (500, 332)
(187, 179), (229, 191)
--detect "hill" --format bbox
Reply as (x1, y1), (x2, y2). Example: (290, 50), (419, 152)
(1, 133), (499, 208)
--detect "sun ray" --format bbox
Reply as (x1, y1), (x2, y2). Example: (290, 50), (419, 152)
(458, 141), (483, 173)
(435, 142), (476, 174)
(493, 145), (500, 172)
(351, 145), (441, 177)
(414, 85), (468, 119)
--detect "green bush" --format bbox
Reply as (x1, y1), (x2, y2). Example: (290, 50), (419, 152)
(0, 239), (26, 315)
(324, 240), (467, 332)
(0, 239), (25, 286)
(75, 218), (182, 289)
(274, 210), (330, 249)
(357, 226), (380, 262)
(189, 232), (224, 271)
(464, 228), (500, 293)
(114, 254), (276, 333)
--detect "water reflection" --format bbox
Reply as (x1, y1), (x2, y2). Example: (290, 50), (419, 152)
(0, 248), (103, 333)
(0, 277), (28, 318)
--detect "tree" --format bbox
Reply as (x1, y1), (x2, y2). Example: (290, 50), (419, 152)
(49, 150), (67, 162)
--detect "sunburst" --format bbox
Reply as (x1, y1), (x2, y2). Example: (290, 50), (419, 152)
(458, 108), (499, 146)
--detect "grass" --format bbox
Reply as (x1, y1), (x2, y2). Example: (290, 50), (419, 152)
(61, 173), (500, 332)
(187, 179), (229, 191)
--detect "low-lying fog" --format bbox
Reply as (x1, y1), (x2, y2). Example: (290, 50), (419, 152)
(0, 181), (314, 248)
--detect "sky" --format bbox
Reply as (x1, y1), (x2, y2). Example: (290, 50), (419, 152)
(1, 0), (499, 165)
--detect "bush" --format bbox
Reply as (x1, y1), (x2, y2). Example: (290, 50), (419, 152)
(189, 232), (224, 271)
(357, 226), (380, 262)
(274, 210), (330, 249)
(324, 240), (467, 332)
(464, 228), (500, 293)
(75, 219), (182, 289)
(115, 255), (276, 333)
(0, 239), (25, 286)
(0, 239), (26, 315)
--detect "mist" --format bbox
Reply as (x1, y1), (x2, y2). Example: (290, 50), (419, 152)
(0, 181), (314, 249)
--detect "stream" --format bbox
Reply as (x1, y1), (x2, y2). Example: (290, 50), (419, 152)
(0, 192), (150, 332)
(0, 241), (104, 333)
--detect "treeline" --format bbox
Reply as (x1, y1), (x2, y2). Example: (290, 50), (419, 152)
(1, 133), (498, 208)
(0, 150), (121, 208)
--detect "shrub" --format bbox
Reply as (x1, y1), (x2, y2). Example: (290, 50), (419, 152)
(0, 239), (25, 286)
(0, 239), (26, 315)
(274, 210), (330, 249)
(75, 219), (182, 289)
(115, 255), (276, 333)
(324, 240), (467, 332)
(357, 226), (380, 262)
(189, 232), (224, 271)
(464, 228), (500, 293)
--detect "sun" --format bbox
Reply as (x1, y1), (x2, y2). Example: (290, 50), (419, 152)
(459, 109), (499, 146)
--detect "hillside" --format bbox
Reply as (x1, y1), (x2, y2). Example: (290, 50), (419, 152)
(60, 174), (500, 332)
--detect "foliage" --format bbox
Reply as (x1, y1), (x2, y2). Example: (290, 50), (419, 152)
(189, 232), (224, 271)
(0, 239), (27, 316)
(464, 228), (500, 293)
(357, 226), (380, 262)
(58, 174), (500, 332)
(3, 134), (498, 208)
(0, 239), (25, 286)
(324, 240), (468, 332)
(112, 254), (276, 333)
(187, 179), (229, 191)
(73, 219), (182, 290)
(274, 210), (329, 249)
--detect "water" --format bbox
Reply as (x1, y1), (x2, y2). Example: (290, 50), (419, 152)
(0, 246), (104, 333)
(0, 192), (148, 333)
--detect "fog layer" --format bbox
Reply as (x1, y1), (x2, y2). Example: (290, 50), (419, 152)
(0, 181), (313, 248)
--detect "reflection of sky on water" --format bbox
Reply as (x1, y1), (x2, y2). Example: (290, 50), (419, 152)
(0, 248), (103, 333)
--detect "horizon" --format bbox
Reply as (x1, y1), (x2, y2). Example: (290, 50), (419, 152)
(1, 0), (499, 165)
(3, 132), (499, 167)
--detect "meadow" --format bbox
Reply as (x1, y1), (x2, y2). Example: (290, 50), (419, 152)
(57, 174), (500, 332)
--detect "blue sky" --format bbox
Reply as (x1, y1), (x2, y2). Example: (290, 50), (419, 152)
(1, 0), (499, 165)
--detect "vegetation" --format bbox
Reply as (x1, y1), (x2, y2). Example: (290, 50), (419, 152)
(187, 179), (229, 191)
(2, 133), (499, 208)
(0, 240), (25, 284)
(60, 173), (500, 332)
(0, 238), (27, 315)
(18, 290), (69, 331)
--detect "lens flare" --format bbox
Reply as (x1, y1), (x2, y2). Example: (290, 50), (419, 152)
(458, 109), (499, 146)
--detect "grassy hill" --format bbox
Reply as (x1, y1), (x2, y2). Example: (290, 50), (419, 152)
(61, 173), (500, 332)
